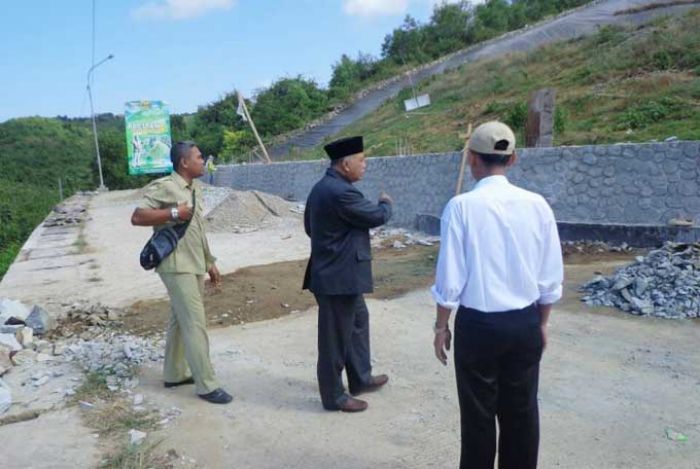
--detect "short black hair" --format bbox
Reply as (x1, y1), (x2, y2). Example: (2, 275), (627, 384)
(171, 141), (197, 170)
(472, 150), (512, 168)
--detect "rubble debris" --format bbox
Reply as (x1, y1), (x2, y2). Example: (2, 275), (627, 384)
(43, 202), (88, 227)
(0, 345), (12, 376)
(562, 241), (634, 257)
(128, 429), (147, 446)
(0, 325), (23, 334)
(370, 227), (440, 250)
(0, 297), (31, 324)
(16, 327), (34, 349)
(11, 349), (37, 366)
(48, 302), (125, 340)
(0, 378), (11, 414)
(580, 242), (700, 319)
(668, 217), (694, 227)
(0, 333), (22, 352)
(64, 333), (164, 390)
(25, 305), (56, 335)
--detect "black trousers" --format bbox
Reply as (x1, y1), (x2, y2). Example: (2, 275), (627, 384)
(314, 294), (373, 410)
(454, 304), (544, 469)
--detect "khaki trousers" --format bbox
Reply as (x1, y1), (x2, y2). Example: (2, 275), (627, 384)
(159, 273), (219, 395)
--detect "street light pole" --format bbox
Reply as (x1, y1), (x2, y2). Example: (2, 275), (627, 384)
(87, 53), (114, 191)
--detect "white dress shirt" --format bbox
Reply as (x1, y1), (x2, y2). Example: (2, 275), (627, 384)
(431, 175), (563, 312)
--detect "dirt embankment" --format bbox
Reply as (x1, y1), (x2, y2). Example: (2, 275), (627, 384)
(124, 246), (439, 336)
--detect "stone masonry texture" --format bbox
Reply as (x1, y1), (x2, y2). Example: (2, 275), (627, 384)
(213, 141), (700, 231)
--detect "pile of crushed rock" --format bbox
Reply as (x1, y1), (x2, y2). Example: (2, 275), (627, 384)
(204, 189), (300, 233)
(580, 242), (700, 319)
(370, 227), (439, 249)
(1, 296), (164, 415)
(64, 333), (164, 391)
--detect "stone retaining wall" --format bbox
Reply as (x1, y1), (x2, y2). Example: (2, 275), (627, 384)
(213, 141), (700, 232)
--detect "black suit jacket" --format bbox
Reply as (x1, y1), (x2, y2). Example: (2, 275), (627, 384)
(303, 168), (392, 295)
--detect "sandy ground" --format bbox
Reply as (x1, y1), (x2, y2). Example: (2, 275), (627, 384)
(129, 263), (700, 469)
(1, 190), (699, 468)
(0, 408), (100, 468)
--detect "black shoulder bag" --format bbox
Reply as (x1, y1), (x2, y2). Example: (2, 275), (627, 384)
(139, 190), (196, 270)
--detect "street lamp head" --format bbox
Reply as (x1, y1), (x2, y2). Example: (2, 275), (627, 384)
(107, 54), (114, 60)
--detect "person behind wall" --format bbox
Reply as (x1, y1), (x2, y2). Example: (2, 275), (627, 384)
(303, 135), (394, 413)
(206, 155), (217, 185)
(131, 141), (233, 404)
(431, 121), (564, 468)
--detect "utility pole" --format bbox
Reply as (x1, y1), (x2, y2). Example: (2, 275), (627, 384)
(86, 54), (114, 190)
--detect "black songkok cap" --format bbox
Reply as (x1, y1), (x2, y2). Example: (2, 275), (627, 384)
(324, 136), (364, 160)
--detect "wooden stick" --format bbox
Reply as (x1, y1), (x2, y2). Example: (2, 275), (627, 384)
(238, 91), (272, 164)
(455, 123), (473, 195)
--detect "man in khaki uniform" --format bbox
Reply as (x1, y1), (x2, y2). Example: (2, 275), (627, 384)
(131, 141), (232, 404)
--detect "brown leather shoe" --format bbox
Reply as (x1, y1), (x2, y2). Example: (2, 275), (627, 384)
(349, 374), (389, 396)
(336, 396), (368, 412)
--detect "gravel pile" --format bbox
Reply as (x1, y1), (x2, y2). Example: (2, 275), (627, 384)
(64, 334), (165, 390)
(370, 227), (439, 249)
(204, 190), (299, 233)
(580, 242), (700, 319)
(200, 185), (234, 217)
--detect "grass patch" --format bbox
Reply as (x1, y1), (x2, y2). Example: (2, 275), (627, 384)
(72, 374), (172, 468)
(72, 230), (88, 253)
(0, 243), (20, 278)
(71, 371), (115, 403)
(100, 439), (171, 469)
(83, 400), (160, 438)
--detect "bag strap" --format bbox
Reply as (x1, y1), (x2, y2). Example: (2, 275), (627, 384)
(172, 188), (196, 239)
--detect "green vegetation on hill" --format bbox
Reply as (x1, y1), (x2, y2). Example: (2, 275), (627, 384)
(296, 9), (700, 158)
(0, 115), (155, 278)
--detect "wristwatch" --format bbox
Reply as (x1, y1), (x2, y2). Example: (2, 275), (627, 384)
(433, 322), (449, 334)
(170, 207), (180, 222)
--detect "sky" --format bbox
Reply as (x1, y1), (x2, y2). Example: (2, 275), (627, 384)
(0, 0), (460, 122)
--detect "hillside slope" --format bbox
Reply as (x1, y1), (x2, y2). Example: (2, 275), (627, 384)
(269, 0), (700, 159)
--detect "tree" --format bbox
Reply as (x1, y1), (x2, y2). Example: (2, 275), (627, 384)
(425, 1), (473, 58)
(381, 15), (429, 65)
(250, 76), (329, 136)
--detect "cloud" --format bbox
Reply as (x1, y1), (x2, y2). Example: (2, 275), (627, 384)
(343, 0), (410, 17)
(132, 0), (236, 21)
(343, 0), (467, 18)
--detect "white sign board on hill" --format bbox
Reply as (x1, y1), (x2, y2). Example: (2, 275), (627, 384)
(404, 94), (431, 112)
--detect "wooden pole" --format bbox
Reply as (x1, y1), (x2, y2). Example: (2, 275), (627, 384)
(455, 123), (473, 196)
(237, 91), (271, 164)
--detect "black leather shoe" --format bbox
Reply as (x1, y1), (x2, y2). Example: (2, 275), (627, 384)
(349, 374), (389, 396)
(164, 377), (195, 388)
(198, 388), (233, 404)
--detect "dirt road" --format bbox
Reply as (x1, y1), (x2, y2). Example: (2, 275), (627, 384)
(1, 190), (698, 468)
(128, 256), (699, 469)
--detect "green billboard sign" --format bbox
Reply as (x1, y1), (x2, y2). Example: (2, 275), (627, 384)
(125, 100), (172, 175)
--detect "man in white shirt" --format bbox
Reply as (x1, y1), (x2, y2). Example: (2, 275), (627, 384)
(431, 122), (563, 469)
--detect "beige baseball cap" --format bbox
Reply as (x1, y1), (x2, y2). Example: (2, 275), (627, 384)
(467, 121), (516, 155)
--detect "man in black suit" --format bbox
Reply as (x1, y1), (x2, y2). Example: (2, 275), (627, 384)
(303, 136), (393, 413)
